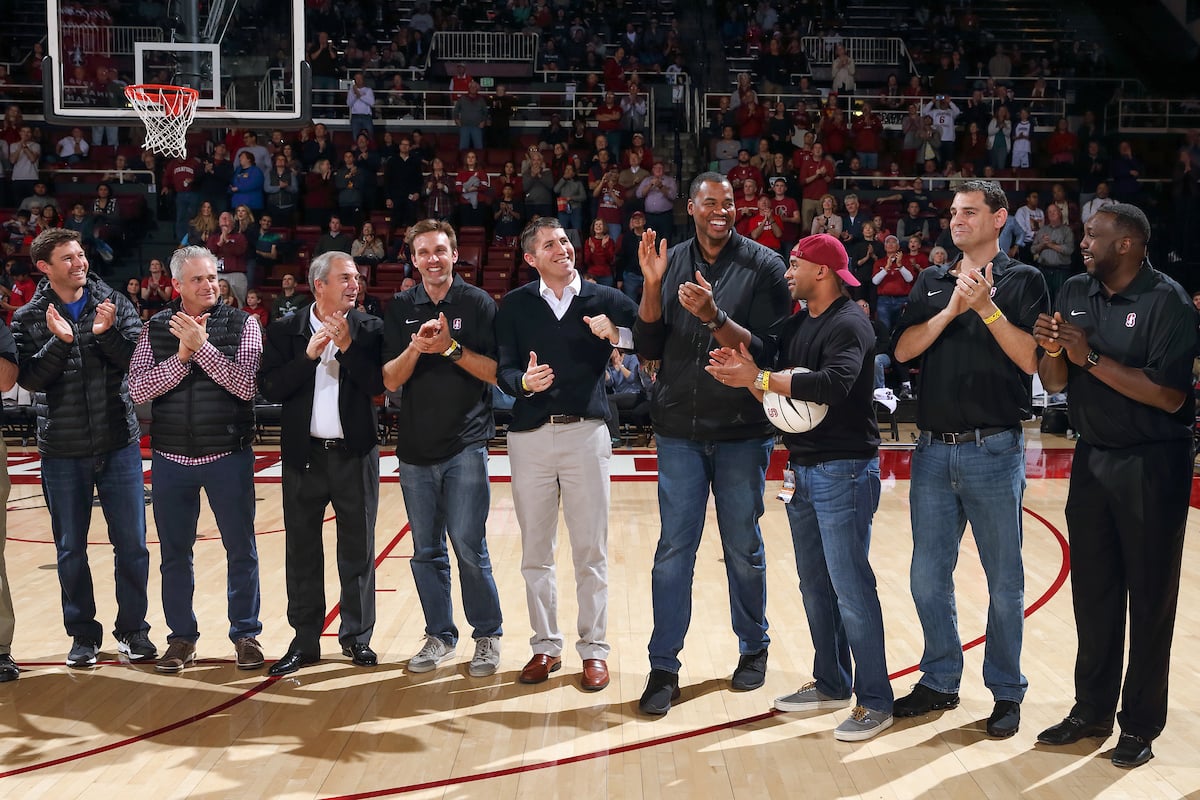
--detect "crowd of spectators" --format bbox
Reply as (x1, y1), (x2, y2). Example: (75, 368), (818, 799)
(0, 0), (1195, 353)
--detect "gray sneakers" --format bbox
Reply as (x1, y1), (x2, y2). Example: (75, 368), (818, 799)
(774, 681), (851, 712)
(834, 705), (894, 742)
(407, 636), (455, 673)
(468, 636), (501, 677)
(66, 638), (99, 669)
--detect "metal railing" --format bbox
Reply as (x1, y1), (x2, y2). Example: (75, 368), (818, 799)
(1111, 98), (1200, 134)
(201, 0), (231, 43)
(701, 91), (1068, 134)
(62, 25), (164, 56)
(310, 86), (658, 144)
(800, 36), (915, 74)
(428, 32), (540, 64)
(828, 173), (1170, 193)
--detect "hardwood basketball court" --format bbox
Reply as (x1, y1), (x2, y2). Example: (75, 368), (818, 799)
(1, 425), (1198, 799)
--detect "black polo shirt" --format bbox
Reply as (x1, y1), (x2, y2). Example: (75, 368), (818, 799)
(383, 274), (497, 465)
(1056, 267), (1197, 448)
(894, 250), (1050, 432)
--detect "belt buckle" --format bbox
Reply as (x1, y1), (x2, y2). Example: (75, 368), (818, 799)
(939, 432), (963, 445)
(322, 438), (341, 450)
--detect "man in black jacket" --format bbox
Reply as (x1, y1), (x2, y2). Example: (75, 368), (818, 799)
(12, 228), (155, 669)
(259, 251), (385, 676)
(495, 218), (638, 692)
(633, 172), (790, 716)
(384, 136), (425, 227)
(128, 245), (265, 674)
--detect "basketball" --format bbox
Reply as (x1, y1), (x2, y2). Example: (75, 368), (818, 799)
(761, 367), (829, 434)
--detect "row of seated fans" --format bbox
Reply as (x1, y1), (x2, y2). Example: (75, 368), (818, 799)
(264, 221), (525, 307)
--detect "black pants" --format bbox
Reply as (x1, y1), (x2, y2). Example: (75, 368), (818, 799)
(281, 442), (380, 654)
(1064, 438), (1191, 740)
(606, 391), (646, 439)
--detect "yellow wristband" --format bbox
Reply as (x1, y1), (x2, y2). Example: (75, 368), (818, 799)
(760, 370), (772, 392)
(982, 308), (1004, 326)
(521, 376), (530, 392)
(1045, 347), (1064, 358)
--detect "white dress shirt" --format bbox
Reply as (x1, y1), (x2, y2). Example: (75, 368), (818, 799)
(308, 305), (346, 439)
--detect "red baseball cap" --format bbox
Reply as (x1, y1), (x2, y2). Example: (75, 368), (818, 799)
(791, 233), (860, 287)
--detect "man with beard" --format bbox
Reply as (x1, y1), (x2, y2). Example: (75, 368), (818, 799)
(1033, 204), (1196, 768)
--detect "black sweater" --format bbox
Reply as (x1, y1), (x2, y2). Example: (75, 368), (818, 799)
(496, 278), (639, 432)
(777, 296), (880, 465)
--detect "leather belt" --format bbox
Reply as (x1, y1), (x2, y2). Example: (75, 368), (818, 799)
(311, 437), (346, 450)
(547, 415), (584, 425)
(927, 426), (1016, 444)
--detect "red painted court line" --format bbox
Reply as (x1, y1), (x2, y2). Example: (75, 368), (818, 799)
(327, 712), (783, 800)
(317, 509), (1073, 800)
(0, 523), (412, 781)
(0, 487), (1092, 793)
(0, 678), (278, 778)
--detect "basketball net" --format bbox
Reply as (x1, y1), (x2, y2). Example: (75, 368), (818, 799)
(124, 84), (199, 159)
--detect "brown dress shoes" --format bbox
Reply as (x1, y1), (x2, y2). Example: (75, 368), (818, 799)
(580, 659), (609, 691)
(519, 653), (562, 684)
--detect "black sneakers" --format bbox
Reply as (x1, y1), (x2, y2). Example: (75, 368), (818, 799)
(730, 649), (768, 691)
(986, 700), (1021, 738)
(893, 684), (960, 717)
(116, 630), (158, 663)
(638, 669), (681, 716)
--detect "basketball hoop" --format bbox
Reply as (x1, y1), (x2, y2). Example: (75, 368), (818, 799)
(124, 84), (200, 159)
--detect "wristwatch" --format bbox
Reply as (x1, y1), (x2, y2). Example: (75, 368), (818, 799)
(704, 309), (728, 331)
(442, 339), (464, 362)
(1084, 350), (1100, 370)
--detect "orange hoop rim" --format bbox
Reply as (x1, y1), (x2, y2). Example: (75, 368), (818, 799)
(124, 83), (200, 115)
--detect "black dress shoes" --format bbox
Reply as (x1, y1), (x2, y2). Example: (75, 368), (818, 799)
(1037, 715), (1114, 745)
(268, 650), (319, 676)
(0, 653), (18, 682)
(342, 643), (378, 667)
(986, 700), (1021, 738)
(1111, 732), (1154, 768)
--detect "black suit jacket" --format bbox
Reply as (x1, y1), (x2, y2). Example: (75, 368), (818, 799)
(259, 306), (385, 468)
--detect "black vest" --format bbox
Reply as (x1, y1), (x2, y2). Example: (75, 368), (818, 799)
(147, 302), (256, 457)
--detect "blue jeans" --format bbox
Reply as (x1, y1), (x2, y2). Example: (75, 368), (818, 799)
(787, 457), (893, 712)
(621, 273), (644, 302)
(459, 126), (484, 151)
(874, 353), (890, 389)
(152, 448), (261, 644)
(875, 295), (906, 334)
(350, 114), (375, 143)
(859, 152), (879, 170)
(175, 191), (199, 244)
(557, 207), (582, 233)
(648, 434), (774, 673)
(41, 441), (150, 643)
(909, 428), (1028, 702)
(399, 445), (502, 645)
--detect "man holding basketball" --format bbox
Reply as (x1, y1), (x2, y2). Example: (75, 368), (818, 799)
(707, 233), (893, 741)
